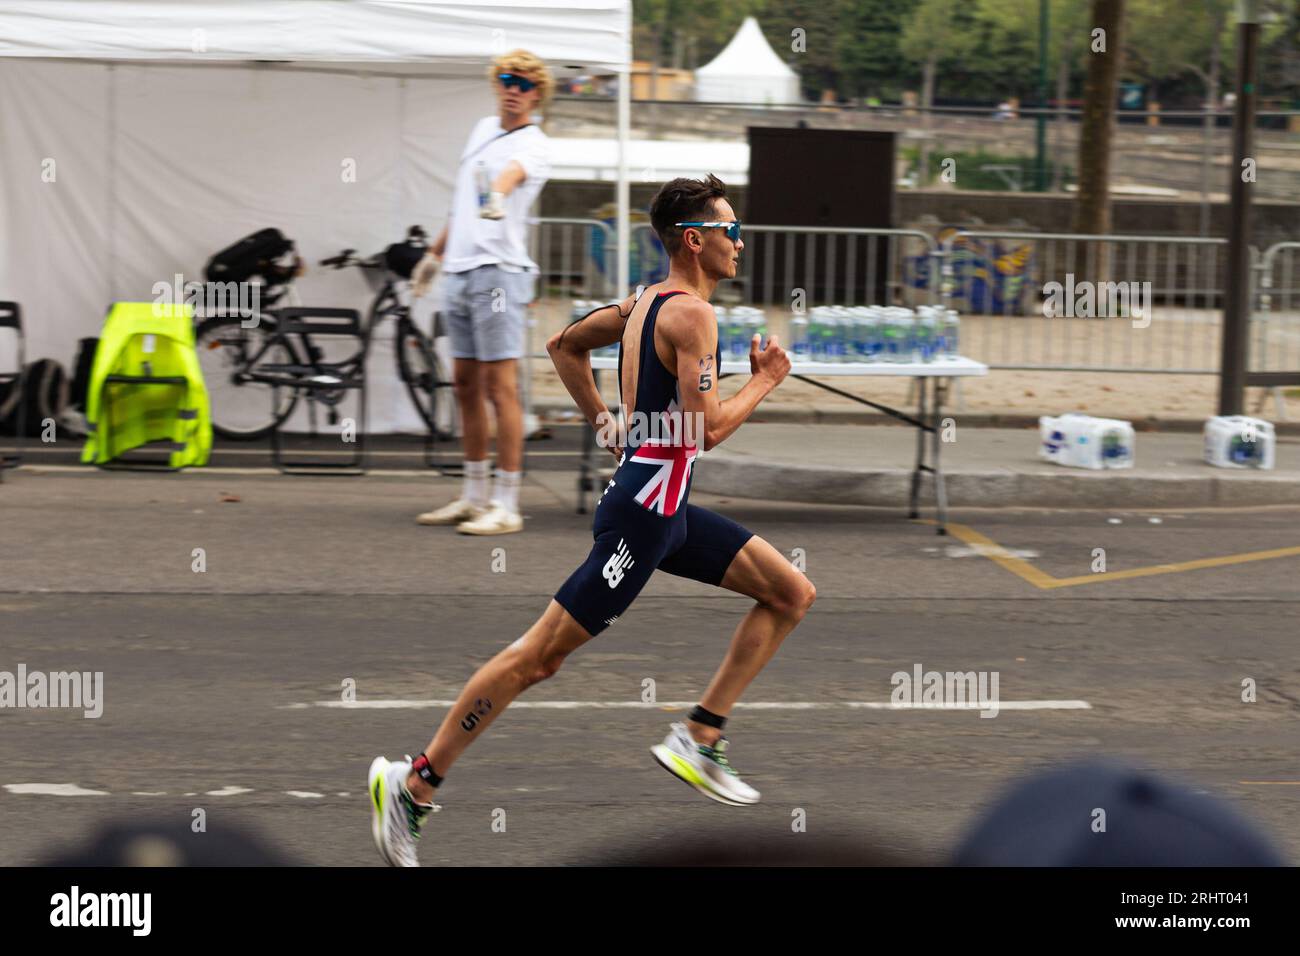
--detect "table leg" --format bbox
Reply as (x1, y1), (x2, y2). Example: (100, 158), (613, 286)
(932, 377), (950, 535)
(908, 374), (927, 519)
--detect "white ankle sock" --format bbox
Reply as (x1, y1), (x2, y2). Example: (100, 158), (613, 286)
(493, 469), (522, 514)
(463, 459), (489, 506)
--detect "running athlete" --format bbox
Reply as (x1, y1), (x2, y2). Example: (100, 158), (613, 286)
(369, 174), (815, 867)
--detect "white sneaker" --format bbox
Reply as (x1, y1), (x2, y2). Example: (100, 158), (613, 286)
(416, 498), (487, 526)
(456, 501), (523, 535)
(650, 722), (761, 806)
(368, 755), (439, 867)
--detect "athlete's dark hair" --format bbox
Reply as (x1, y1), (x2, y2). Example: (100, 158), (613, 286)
(650, 174), (729, 258)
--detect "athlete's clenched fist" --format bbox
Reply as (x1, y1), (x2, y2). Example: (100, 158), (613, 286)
(750, 332), (790, 386)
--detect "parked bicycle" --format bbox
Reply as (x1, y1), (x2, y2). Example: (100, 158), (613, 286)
(195, 226), (455, 440)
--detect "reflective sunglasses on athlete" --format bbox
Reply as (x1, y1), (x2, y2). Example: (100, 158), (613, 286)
(674, 221), (742, 243)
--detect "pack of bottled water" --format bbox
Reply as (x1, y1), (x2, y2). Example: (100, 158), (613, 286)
(1039, 413), (1136, 470)
(788, 304), (961, 364)
(1204, 415), (1275, 469)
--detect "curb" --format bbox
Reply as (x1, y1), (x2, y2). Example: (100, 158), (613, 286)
(690, 455), (1300, 509)
(533, 400), (1299, 435)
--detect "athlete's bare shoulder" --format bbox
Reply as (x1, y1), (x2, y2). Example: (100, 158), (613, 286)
(655, 294), (715, 352)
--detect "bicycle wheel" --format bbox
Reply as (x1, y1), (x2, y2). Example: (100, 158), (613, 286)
(195, 314), (301, 440)
(396, 316), (456, 440)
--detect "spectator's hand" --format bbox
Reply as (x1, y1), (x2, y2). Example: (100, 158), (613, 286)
(411, 252), (440, 298)
(480, 191), (507, 220)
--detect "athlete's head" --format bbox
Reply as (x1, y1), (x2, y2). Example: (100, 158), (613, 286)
(650, 174), (743, 279)
(489, 49), (553, 120)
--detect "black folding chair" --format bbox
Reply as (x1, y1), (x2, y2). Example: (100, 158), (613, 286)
(265, 307), (368, 474)
(0, 302), (25, 470)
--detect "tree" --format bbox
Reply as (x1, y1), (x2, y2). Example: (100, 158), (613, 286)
(1071, 0), (1128, 238)
(977, 0), (1092, 190)
(900, 0), (977, 184)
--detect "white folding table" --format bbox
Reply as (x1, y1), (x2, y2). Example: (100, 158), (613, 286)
(579, 354), (989, 533)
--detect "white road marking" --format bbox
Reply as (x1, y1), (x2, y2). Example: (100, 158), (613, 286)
(204, 786), (253, 796)
(286, 790), (325, 799)
(131, 791), (168, 796)
(3, 783), (109, 796)
(944, 544), (1040, 559)
(283, 699), (1091, 711)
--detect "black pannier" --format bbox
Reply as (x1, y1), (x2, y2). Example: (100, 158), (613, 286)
(205, 228), (295, 284)
(384, 241), (426, 279)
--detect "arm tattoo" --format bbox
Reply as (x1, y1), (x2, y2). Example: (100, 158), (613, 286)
(698, 354), (714, 392)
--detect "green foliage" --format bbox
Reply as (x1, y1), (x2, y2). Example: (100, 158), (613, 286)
(901, 145), (1074, 191)
(629, 0), (1299, 104)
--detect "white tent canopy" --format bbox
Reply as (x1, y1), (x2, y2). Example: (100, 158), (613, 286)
(0, 0), (632, 433)
(694, 16), (801, 106)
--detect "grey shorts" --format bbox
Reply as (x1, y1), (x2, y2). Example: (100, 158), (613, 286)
(440, 265), (535, 362)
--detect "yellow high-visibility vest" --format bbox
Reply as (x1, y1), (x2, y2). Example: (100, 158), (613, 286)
(81, 302), (211, 468)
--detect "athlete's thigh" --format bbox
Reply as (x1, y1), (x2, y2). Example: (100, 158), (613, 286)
(553, 482), (679, 638)
(656, 503), (755, 589)
(714, 532), (807, 603)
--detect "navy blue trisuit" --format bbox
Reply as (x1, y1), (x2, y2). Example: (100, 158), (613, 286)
(554, 289), (756, 637)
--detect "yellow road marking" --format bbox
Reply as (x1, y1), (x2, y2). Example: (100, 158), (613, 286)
(933, 521), (1300, 591)
(1239, 781), (1300, 786)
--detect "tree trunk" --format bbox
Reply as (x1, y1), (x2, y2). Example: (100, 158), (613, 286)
(919, 53), (937, 187)
(1052, 50), (1069, 191)
(1070, 0), (1127, 242)
(1195, 7), (1224, 236)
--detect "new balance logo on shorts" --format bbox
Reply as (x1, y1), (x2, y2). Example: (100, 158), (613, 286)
(604, 615), (620, 627)
(602, 538), (634, 588)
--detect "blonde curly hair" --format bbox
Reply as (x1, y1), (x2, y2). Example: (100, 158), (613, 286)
(488, 50), (554, 110)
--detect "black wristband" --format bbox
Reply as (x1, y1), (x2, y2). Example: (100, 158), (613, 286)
(687, 704), (727, 730)
(411, 753), (444, 789)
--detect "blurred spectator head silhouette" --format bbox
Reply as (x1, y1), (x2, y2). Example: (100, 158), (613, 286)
(953, 760), (1285, 867)
(42, 819), (292, 866)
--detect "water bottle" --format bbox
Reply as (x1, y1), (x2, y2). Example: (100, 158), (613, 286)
(731, 308), (750, 361)
(916, 312), (937, 363)
(746, 308), (767, 353)
(791, 315), (810, 361)
(820, 308), (838, 363)
(863, 314), (883, 361)
(943, 309), (961, 359)
(808, 307), (827, 362)
(881, 308), (902, 362)
(475, 161), (491, 209)
(833, 307), (851, 363)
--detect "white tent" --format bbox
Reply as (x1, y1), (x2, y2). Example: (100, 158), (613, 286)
(0, 0), (632, 433)
(693, 16), (801, 106)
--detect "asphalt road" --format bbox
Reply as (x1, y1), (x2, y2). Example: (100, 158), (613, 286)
(2, 467), (1297, 866)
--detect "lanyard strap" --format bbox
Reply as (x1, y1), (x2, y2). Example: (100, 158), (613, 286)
(463, 123), (534, 163)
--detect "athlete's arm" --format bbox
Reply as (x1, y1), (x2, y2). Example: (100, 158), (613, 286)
(546, 293), (636, 445)
(663, 299), (790, 452)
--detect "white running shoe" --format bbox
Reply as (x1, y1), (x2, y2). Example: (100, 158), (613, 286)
(456, 501), (523, 535)
(368, 756), (439, 867)
(416, 498), (487, 526)
(650, 722), (761, 806)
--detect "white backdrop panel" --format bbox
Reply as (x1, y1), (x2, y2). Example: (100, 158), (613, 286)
(0, 58), (497, 432)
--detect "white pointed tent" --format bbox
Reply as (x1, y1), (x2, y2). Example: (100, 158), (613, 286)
(0, 0), (633, 433)
(693, 16), (801, 106)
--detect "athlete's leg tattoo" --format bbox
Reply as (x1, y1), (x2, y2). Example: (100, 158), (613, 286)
(405, 600), (594, 801)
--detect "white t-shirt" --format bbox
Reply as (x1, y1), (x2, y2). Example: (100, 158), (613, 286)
(442, 115), (551, 274)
